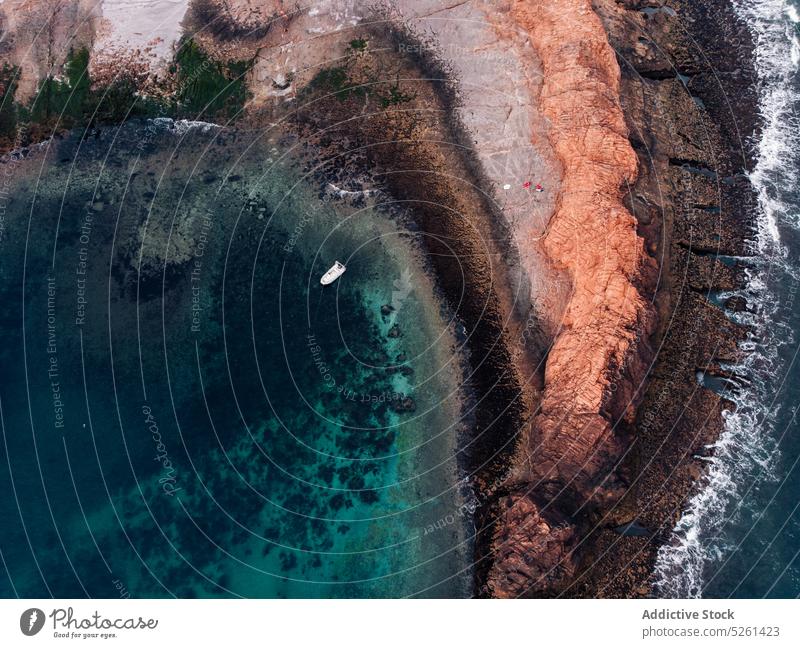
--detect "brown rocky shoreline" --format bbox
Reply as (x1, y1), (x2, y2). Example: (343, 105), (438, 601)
(484, 0), (660, 598)
(481, 0), (760, 597)
(562, 0), (759, 598)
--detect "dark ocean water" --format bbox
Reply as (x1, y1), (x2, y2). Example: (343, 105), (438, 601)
(0, 120), (471, 598)
(655, 0), (800, 598)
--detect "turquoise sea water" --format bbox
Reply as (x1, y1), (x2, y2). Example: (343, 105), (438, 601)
(0, 120), (472, 597)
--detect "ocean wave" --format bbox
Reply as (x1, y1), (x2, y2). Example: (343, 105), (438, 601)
(653, 0), (799, 597)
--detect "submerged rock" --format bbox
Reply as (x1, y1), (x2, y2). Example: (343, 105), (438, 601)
(390, 396), (416, 413)
(725, 295), (750, 312)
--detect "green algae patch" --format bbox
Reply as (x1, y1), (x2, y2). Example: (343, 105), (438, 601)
(174, 39), (252, 119)
(29, 48), (91, 124)
(0, 64), (20, 145)
(11, 47), (166, 141)
(305, 66), (367, 103)
(348, 38), (369, 52)
(0, 39), (255, 155)
(91, 77), (167, 124)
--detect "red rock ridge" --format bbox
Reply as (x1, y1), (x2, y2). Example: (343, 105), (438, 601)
(487, 0), (657, 597)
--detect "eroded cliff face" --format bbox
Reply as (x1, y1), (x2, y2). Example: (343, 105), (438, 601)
(486, 0), (657, 598)
(514, 0), (656, 491)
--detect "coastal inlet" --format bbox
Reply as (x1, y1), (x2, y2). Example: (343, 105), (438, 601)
(0, 121), (473, 597)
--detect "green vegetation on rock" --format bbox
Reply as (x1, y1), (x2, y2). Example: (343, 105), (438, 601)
(306, 66), (367, 102)
(303, 38), (416, 108)
(30, 48), (91, 123)
(0, 39), (253, 155)
(381, 82), (415, 107)
(174, 39), (252, 118)
(348, 38), (369, 52)
(0, 64), (20, 143)
(25, 48), (165, 130)
(92, 77), (166, 124)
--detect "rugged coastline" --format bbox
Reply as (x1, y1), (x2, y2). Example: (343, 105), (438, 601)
(477, 0), (759, 598)
(516, 0), (758, 597)
(572, 0), (760, 597)
(482, 0), (659, 598)
(276, 0), (761, 597)
(0, 0), (762, 598)
(286, 16), (540, 499)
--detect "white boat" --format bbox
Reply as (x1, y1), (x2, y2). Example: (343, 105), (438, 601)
(320, 261), (346, 285)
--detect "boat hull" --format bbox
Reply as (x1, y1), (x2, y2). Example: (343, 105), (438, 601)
(320, 261), (346, 285)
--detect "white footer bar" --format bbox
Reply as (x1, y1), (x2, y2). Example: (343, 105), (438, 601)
(0, 599), (797, 647)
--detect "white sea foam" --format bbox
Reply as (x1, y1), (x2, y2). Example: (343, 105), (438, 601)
(151, 117), (222, 135)
(0, 136), (53, 163)
(653, 0), (800, 597)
